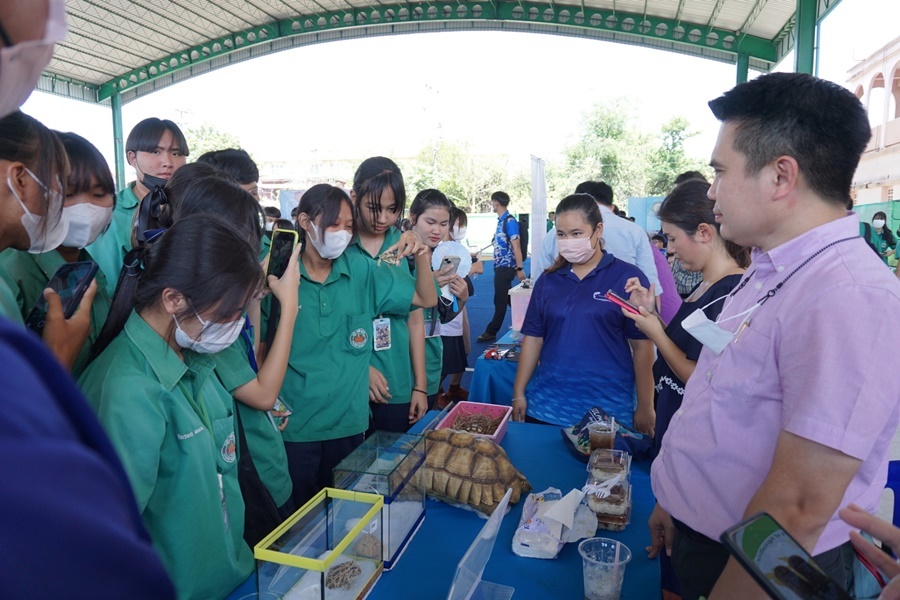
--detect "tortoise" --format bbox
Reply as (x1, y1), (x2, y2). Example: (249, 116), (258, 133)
(405, 429), (531, 515)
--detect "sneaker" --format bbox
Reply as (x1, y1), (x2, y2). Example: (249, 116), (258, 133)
(477, 332), (496, 343)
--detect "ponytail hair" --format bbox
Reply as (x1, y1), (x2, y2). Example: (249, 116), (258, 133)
(296, 184), (354, 250)
(91, 215), (264, 360)
(409, 188), (452, 221)
(546, 194), (602, 274)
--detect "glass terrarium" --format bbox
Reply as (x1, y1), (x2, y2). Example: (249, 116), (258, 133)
(333, 431), (426, 570)
(255, 488), (384, 600)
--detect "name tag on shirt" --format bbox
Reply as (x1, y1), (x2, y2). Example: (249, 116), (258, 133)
(373, 318), (391, 351)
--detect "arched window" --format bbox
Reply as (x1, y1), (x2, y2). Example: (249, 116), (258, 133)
(869, 73), (886, 127)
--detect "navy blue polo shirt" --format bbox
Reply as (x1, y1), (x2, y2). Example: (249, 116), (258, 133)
(521, 252), (649, 427)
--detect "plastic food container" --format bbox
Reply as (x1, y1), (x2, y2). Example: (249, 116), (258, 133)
(508, 282), (533, 332)
(436, 401), (512, 443)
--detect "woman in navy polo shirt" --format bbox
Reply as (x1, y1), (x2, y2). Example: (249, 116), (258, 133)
(511, 194), (656, 434)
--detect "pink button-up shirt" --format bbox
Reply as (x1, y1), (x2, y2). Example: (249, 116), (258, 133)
(652, 212), (900, 554)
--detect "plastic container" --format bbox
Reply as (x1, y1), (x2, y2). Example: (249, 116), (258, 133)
(508, 282), (533, 332)
(436, 401), (512, 444)
(332, 431), (426, 570)
(254, 488), (383, 600)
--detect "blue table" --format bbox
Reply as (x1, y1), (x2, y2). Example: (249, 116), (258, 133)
(469, 330), (520, 405)
(228, 413), (660, 599)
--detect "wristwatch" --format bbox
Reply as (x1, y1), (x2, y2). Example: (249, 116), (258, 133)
(515, 267), (523, 272)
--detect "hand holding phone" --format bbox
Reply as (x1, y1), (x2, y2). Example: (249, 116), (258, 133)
(25, 261), (99, 335)
(265, 229), (298, 284)
(439, 255), (461, 278)
(606, 290), (641, 315)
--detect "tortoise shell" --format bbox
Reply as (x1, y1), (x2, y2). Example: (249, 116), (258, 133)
(417, 429), (531, 515)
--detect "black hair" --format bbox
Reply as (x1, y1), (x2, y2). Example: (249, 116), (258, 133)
(196, 148), (259, 185)
(574, 181), (614, 206)
(264, 206), (281, 219)
(273, 218), (294, 231)
(490, 191), (510, 207)
(92, 215), (263, 360)
(0, 111), (68, 236)
(290, 206), (299, 218)
(56, 132), (115, 198)
(172, 176), (264, 252)
(547, 194), (603, 273)
(708, 72), (870, 208)
(657, 179), (750, 268)
(651, 234), (667, 245)
(873, 211), (896, 247)
(125, 117), (189, 157)
(673, 171), (707, 186)
(296, 184), (355, 250)
(450, 205), (468, 229)
(409, 188), (453, 221)
(352, 156), (405, 234)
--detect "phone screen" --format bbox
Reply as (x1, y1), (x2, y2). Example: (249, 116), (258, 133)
(24, 260), (98, 334)
(266, 229), (297, 282)
(721, 512), (852, 600)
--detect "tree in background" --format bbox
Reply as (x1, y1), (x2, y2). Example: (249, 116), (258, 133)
(184, 123), (244, 160)
(406, 140), (508, 213)
(646, 116), (710, 194)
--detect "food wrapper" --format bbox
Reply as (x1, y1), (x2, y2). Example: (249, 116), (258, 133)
(512, 488), (596, 559)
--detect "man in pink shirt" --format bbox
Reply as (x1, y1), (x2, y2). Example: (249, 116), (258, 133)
(648, 72), (900, 599)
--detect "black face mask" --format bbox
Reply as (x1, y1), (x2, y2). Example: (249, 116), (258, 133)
(141, 172), (168, 190)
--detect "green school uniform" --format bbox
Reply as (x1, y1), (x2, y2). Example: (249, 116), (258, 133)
(87, 183), (139, 297)
(79, 311), (253, 600)
(0, 248), (111, 376)
(0, 277), (22, 323)
(410, 260), (444, 396)
(279, 252), (416, 443)
(215, 334), (293, 506)
(346, 228), (416, 405)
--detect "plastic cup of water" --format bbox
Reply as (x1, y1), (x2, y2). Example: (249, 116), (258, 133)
(587, 417), (616, 451)
(578, 537), (631, 600)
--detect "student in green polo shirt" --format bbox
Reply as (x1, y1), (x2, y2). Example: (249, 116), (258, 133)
(407, 189), (470, 407)
(0, 132), (114, 376)
(80, 215), (264, 600)
(88, 117), (188, 297)
(277, 184), (438, 508)
(346, 156), (429, 432)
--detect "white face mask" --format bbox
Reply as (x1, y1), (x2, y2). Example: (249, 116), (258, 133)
(8, 168), (67, 254)
(0, 0), (67, 118)
(173, 309), (244, 354)
(451, 225), (467, 242)
(682, 295), (759, 355)
(61, 203), (112, 248)
(873, 219), (886, 229)
(309, 221), (351, 260)
(264, 221), (274, 232)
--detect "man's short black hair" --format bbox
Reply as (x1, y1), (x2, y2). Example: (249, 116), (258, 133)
(651, 234), (666, 244)
(674, 171), (707, 185)
(196, 148), (259, 185)
(574, 181), (614, 206)
(708, 72), (870, 207)
(491, 191), (510, 207)
(263, 206), (281, 219)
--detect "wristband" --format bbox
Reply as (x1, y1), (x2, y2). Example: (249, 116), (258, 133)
(511, 397), (525, 402)
(413, 388), (427, 395)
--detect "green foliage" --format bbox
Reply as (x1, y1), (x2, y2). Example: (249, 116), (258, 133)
(646, 116), (710, 195)
(183, 123), (244, 160)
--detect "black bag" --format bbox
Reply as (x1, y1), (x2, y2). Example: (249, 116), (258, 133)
(235, 408), (282, 548)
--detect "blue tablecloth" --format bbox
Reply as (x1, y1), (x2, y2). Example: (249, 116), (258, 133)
(228, 412), (660, 599)
(469, 330), (519, 405)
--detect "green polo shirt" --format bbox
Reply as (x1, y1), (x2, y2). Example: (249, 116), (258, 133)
(87, 183), (140, 297)
(279, 251), (416, 443)
(0, 277), (22, 324)
(0, 248), (111, 376)
(346, 228), (416, 405)
(410, 260), (444, 396)
(215, 335), (293, 506)
(79, 311), (253, 600)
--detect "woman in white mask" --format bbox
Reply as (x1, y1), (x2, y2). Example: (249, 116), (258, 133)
(277, 183), (437, 509)
(867, 211), (895, 266)
(79, 215), (265, 600)
(511, 193), (656, 435)
(621, 178), (749, 457)
(0, 132), (113, 375)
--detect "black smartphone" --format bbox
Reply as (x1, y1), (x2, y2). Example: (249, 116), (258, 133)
(720, 512), (853, 600)
(266, 228), (298, 282)
(24, 260), (99, 335)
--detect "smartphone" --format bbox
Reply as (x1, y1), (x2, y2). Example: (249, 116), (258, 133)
(605, 290), (640, 315)
(266, 228), (298, 282)
(439, 255), (461, 277)
(24, 261), (99, 335)
(720, 512), (852, 600)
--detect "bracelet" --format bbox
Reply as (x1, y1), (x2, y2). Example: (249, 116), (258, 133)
(412, 388), (427, 395)
(511, 397), (526, 402)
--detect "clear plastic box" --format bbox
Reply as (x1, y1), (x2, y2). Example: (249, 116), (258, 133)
(332, 432), (426, 570)
(436, 401), (512, 443)
(508, 281), (533, 332)
(254, 488), (383, 599)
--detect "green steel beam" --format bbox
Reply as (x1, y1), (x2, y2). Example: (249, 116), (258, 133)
(736, 51), (750, 84)
(96, 2), (778, 102)
(111, 91), (126, 191)
(794, 0), (816, 74)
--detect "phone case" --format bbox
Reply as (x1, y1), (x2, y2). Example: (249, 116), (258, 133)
(606, 290), (640, 314)
(24, 261), (99, 333)
(266, 229), (298, 281)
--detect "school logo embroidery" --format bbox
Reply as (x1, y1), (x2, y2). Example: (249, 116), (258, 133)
(349, 328), (368, 349)
(221, 431), (236, 464)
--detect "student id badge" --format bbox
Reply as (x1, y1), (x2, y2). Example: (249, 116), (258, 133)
(373, 317), (391, 351)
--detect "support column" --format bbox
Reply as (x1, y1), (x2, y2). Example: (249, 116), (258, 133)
(794, 0), (817, 74)
(111, 90), (126, 191)
(736, 52), (750, 84)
